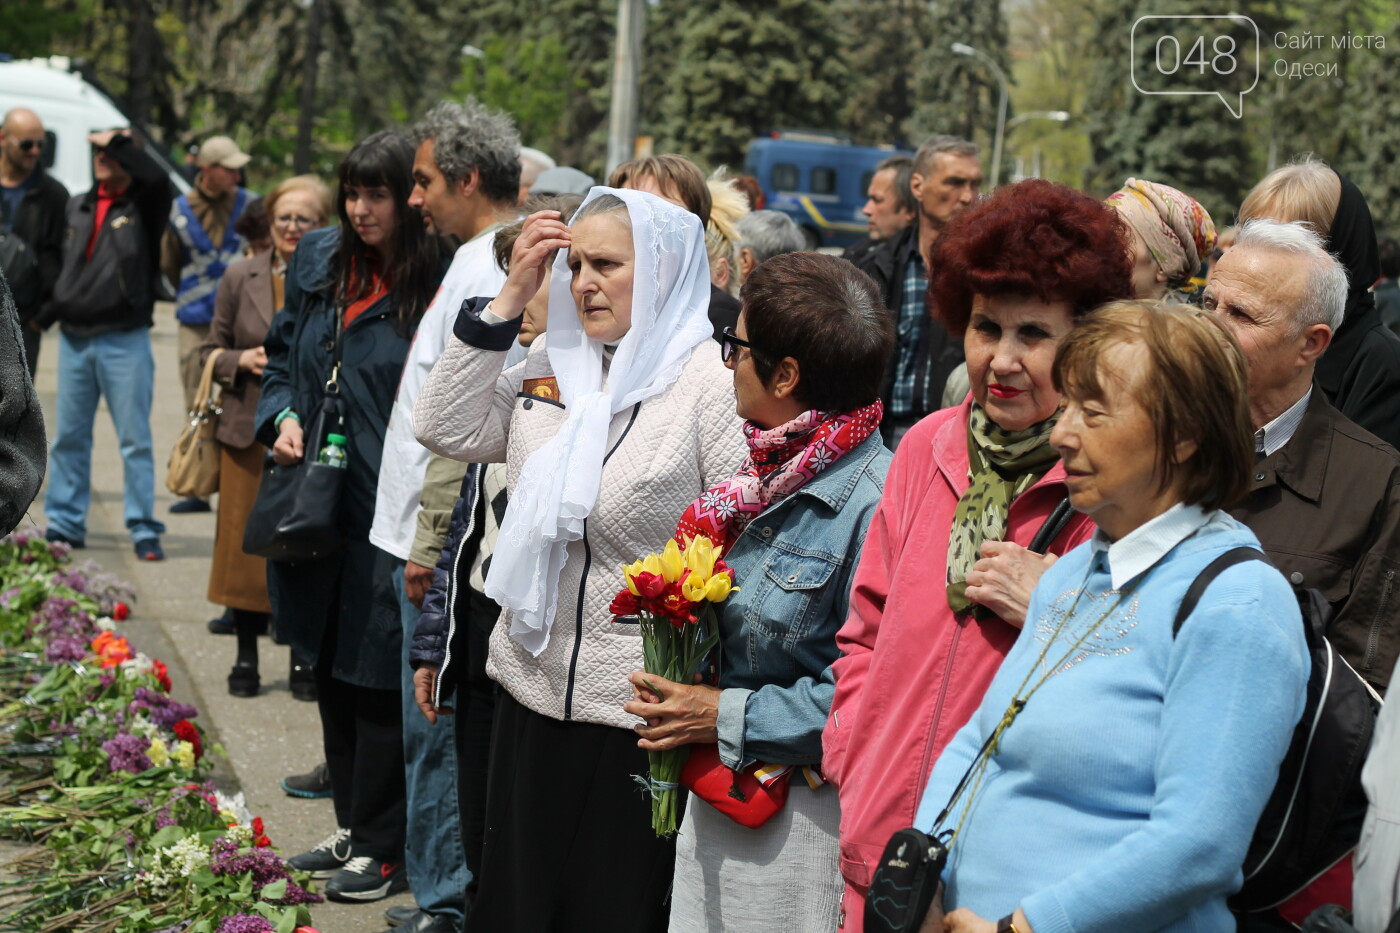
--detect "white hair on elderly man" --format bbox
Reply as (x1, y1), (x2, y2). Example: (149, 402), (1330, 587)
(1231, 218), (1348, 332)
(736, 210), (807, 268)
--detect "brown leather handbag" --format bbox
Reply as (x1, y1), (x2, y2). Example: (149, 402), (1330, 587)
(166, 348), (223, 499)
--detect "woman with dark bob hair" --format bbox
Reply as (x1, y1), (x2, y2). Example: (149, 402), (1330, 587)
(917, 302), (1308, 933)
(255, 130), (450, 900)
(623, 251), (894, 931)
(822, 179), (1135, 930)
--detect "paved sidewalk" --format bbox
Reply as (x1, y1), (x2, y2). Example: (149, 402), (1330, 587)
(25, 308), (416, 932)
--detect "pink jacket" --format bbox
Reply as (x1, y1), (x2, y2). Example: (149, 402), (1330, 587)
(822, 401), (1094, 929)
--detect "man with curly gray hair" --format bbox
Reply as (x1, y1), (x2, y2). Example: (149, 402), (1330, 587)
(368, 97), (520, 933)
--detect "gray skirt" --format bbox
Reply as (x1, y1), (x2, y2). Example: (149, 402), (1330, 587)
(669, 781), (843, 933)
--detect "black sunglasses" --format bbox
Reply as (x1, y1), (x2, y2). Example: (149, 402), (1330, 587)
(720, 326), (763, 364)
(18, 139), (44, 153)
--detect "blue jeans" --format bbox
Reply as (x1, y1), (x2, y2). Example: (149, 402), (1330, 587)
(394, 561), (469, 922)
(44, 329), (166, 544)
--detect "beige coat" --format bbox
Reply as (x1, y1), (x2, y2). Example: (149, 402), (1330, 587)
(415, 331), (744, 729)
(199, 251), (277, 449)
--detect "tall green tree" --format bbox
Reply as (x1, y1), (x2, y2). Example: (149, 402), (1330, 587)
(909, 0), (1011, 150)
(649, 0), (851, 170)
(837, 0), (930, 147)
(1080, 0), (1257, 223)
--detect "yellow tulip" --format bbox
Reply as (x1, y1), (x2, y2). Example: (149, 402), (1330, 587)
(685, 536), (719, 580)
(704, 572), (735, 602)
(681, 574), (708, 602)
(659, 539), (685, 583)
(641, 553), (663, 577)
(624, 559), (646, 596)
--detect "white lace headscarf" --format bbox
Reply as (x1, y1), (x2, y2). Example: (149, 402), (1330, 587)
(485, 187), (714, 656)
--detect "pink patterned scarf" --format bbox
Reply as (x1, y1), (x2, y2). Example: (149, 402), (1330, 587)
(676, 399), (883, 551)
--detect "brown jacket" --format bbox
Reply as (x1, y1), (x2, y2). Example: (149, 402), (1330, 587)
(1230, 389), (1400, 693)
(198, 251), (278, 449)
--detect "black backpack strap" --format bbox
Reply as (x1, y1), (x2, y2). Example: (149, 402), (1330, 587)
(1172, 547), (1267, 637)
(1028, 497), (1074, 555)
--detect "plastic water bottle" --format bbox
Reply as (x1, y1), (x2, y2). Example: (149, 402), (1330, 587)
(318, 433), (348, 469)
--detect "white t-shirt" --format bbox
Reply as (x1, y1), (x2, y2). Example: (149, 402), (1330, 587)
(368, 226), (507, 561)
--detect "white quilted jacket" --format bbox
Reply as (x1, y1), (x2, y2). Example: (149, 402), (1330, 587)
(414, 331), (745, 728)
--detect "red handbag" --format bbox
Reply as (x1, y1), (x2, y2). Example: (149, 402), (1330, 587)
(680, 742), (792, 829)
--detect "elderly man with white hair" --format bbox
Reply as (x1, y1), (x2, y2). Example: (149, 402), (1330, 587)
(1204, 219), (1400, 698)
(734, 209), (806, 283)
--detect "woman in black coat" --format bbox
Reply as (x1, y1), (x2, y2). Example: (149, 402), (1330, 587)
(254, 130), (449, 902)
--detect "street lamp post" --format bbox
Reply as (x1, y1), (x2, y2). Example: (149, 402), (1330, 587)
(951, 42), (1009, 190)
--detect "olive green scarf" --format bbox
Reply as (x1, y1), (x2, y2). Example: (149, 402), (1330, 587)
(946, 404), (1060, 614)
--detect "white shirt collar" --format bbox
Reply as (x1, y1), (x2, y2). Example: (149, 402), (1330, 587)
(1256, 388), (1312, 458)
(1090, 502), (1212, 590)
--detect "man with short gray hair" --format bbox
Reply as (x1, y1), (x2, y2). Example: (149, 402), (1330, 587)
(735, 209), (805, 283)
(854, 135), (982, 446)
(367, 97), (520, 933)
(1205, 218), (1400, 698)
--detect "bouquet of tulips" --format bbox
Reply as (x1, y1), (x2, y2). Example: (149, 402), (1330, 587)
(610, 535), (736, 836)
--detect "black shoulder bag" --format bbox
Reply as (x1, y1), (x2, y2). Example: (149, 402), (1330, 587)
(242, 310), (348, 562)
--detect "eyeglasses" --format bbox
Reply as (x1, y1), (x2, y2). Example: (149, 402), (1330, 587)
(720, 326), (761, 364)
(17, 139), (44, 153)
(274, 215), (319, 229)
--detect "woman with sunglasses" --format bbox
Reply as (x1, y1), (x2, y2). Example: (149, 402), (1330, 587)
(200, 175), (331, 699)
(623, 251), (894, 932)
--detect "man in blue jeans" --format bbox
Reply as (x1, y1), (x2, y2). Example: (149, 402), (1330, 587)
(367, 99), (520, 933)
(44, 129), (172, 560)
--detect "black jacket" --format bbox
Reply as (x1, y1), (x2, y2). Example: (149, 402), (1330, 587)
(410, 464), (485, 706)
(1315, 305), (1400, 453)
(47, 136), (172, 336)
(2, 167), (68, 323)
(0, 273), (45, 533)
(256, 226), (450, 689)
(852, 219), (963, 431)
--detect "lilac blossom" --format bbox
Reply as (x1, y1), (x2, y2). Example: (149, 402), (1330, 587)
(210, 836), (322, 905)
(128, 687), (198, 729)
(101, 733), (152, 774)
(213, 917), (272, 933)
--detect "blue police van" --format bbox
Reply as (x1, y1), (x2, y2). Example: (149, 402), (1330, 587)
(744, 132), (912, 250)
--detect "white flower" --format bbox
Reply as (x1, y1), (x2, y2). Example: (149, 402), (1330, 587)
(120, 653), (154, 678)
(214, 790), (252, 826)
(95, 617), (117, 632)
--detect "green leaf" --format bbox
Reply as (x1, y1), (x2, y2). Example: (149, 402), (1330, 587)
(148, 824), (188, 849)
(259, 878), (288, 901)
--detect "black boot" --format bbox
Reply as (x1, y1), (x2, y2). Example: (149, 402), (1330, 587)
(228, 661), (260, 697)
(289, 651), (317, 702)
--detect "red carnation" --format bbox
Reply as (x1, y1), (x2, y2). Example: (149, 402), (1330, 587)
(251, 815), (271, 847)
(112, 602), (130, 621)
(172, 719), (203, 759)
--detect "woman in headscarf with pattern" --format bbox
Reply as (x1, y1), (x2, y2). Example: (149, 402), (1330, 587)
(1107, 177), (1217, 303)
(821, 179), (1135, 931)
(621, 251), (893, 932)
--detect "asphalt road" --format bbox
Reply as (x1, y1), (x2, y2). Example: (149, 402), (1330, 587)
(24, 306), (416, 932)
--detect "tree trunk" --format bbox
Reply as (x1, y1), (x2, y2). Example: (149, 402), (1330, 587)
(126, 0), (158, 132)
(294, 0), (324, 175)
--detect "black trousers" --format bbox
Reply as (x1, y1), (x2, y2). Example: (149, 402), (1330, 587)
(466, 691), (676, 933)
(316, 618), (406, 862)
(456, 588), (499, 892)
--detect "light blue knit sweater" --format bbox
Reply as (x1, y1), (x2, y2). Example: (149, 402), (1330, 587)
(915, 509), (1309, 933)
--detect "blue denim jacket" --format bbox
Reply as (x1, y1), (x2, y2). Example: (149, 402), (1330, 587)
(715, 433), (891, 770)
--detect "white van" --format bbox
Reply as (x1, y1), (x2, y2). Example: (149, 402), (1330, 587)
(0, 56), (188, 196)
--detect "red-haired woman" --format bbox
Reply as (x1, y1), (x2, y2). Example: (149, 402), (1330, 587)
(821, 179), (1135, 930)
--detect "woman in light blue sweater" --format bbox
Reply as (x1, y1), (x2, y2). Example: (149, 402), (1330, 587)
(914, 301), (1310, 933)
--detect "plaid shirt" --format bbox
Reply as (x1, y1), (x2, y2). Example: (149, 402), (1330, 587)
(890, 248), (931, 419)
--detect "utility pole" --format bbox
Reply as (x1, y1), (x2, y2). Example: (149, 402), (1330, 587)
(294, 0), (324, 175)
(606, 0), (644, 176)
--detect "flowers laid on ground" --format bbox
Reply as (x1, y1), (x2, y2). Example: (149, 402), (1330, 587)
(610, 535), (736, 836)
(0, 528), (322, 932)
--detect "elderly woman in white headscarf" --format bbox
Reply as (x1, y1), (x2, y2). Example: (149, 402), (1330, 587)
(1106, 177), (1217, 302)
(414, 187), (745, 933)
